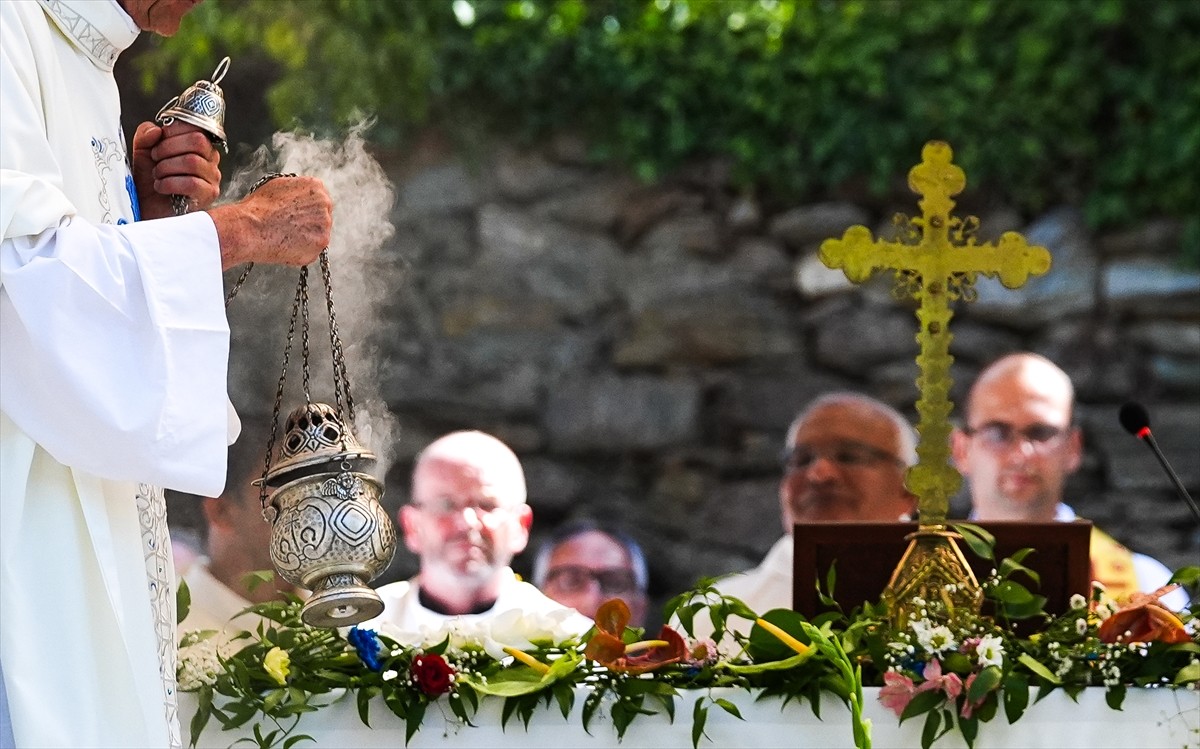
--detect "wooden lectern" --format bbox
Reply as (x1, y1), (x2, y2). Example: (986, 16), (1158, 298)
(791, 521), (1093, 619)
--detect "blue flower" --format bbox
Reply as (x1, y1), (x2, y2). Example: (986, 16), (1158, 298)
(348, 626), (383, 672)
(898, 655), (925, 674)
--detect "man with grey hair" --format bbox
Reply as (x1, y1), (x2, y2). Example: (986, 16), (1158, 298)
(533, 521), (650, 627)
(368, 430), (592, 637)
(708, 392), (918, 628)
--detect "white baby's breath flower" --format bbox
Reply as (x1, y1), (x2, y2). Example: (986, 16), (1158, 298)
(176, 633), (238, 691)
(1094, 601), (1118, 622)
(382, 669), (398, 681)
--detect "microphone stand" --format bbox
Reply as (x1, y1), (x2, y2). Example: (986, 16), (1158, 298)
(1138, 430), (1200, 523)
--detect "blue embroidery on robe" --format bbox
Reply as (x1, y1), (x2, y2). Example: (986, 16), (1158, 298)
(126, 174), (141, 222)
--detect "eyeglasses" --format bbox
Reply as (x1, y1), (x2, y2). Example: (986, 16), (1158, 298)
(413, 496), (507, 518)
(542, 565), (640, 596)
(782, 442), (905, 471)
(962, 421), (1071, 453)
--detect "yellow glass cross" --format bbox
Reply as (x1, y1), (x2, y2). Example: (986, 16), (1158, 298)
(820, 141), (1051, 527)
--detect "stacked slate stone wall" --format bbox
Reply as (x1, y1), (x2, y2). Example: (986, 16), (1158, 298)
(213, 138), (1199, 627)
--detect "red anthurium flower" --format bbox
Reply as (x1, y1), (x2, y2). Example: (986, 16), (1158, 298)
(584, 599), (688, 674)
(1097, 585), (1192, 645)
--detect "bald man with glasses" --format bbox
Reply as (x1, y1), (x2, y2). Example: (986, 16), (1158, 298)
(366, 431), (592, 639)
(952, 352), (1186, 609)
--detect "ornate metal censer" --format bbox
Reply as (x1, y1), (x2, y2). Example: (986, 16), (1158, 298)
(156, 57), (231, 215)
(258, 253), (397, 628)
(819, 141), (1051, 627)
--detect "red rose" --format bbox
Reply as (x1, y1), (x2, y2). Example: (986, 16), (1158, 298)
(410, 653), (455, 697)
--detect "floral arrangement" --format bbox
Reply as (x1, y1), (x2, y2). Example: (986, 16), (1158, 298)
(178, 526), (1199, 749)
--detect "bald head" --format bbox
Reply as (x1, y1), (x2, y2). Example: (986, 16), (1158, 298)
(413, 430), (527, 505)
(779, 392), (917, 530)
(953, 353), (1082, 521)
(964, 353), (1075, 426)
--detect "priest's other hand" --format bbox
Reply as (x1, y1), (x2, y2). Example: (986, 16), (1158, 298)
(131, 121), (222, 220)
(208, 176), (334, 270)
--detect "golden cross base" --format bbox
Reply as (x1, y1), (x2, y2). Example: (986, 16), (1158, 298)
(881, 524), (982, 628)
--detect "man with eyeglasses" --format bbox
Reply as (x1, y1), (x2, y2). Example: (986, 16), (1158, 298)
(699, 393), (918, 636)
(367, 431), (592, 638)
(952, 352), (1186, 609)
(533, 521), (649, 627)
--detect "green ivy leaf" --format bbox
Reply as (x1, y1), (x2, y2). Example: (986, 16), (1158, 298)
(188, 686), (213, 748)
(1001, 673), (1029, 724)
(967, 665), (1002, 703)
(951, 522), (995, 561)
(176, 578), (191, 625)
(959, 712), (979, 748)
(691, 698), (708, 749)
(900, 689), (946, 725)
(919, 707), (942, 749)
(1017, 653), (1062, 685)
(281, 734), (314, 749)
(1174, 659), (1200, 685)
(1105, 684), (1127, 711)
(712, 697), (744, 720)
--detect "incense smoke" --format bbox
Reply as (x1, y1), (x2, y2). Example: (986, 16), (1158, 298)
(223, 123), (402, 477)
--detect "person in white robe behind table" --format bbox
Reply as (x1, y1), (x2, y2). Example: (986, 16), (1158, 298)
(690, 393), (917, 643)
(177, 418), (300, 638)
(0, 1), (336, 746)
(362, 431), (593, 645)
(951, 352), (1188, 611)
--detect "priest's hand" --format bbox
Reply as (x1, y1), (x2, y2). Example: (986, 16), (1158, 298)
(207, 176), (334, 270)
(131, 120), (222, 220)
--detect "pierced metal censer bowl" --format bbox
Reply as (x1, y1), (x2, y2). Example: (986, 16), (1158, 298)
(257, 255), (397, 627)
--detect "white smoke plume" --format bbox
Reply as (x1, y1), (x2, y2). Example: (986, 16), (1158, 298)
(222, 123), (402, 476)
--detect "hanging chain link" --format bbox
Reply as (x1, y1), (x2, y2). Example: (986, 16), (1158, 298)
(299, 267), (312, 403)
(319, 251), (356, 423)
(260, 269), (307, 513)
(255, 220), (354, 513)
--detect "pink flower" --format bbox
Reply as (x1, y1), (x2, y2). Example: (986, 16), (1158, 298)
(916, 659), (963, 701)
(879, 671), (916, 717)
(684, 638), (718, 667)
(959, 672), (992, 719)
(880, 659), (969, 718)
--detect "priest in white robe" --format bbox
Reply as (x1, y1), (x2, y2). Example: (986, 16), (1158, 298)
(363, 431), (594, 642)
(1, 1), (335, 746)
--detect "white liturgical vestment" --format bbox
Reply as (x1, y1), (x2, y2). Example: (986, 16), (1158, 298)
(177, 560), (258, 637)
(366, 569), (595, 644)
(1, 1), (233, 746)
(687, 535), (794, 645)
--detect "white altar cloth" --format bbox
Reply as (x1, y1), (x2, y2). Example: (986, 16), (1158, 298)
(180, 686), (1199, 749)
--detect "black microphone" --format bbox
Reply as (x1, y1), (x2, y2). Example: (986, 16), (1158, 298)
(1118, 401), (1200, 523)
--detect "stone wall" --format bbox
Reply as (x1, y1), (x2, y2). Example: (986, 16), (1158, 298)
(208, 137), (1199, 626)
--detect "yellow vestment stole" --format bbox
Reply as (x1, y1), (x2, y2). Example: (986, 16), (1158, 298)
(1089, 527), (1140, 603)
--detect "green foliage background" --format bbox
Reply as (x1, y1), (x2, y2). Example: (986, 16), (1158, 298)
(137, 0), (1199, 261)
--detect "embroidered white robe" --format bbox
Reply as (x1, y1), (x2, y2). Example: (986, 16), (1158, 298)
(1, 1), (234, 746)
